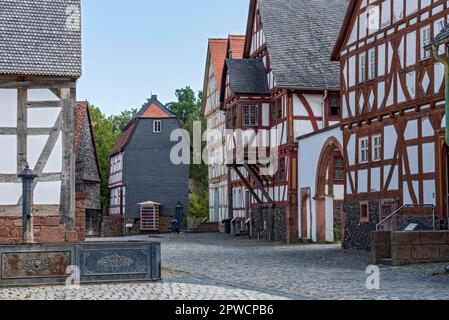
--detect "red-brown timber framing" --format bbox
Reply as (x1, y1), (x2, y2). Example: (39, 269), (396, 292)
(332, 0), (449, 226)
(221, 0), (342, 243)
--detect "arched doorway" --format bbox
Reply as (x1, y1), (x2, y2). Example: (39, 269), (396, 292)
(315, 137), (344, 244)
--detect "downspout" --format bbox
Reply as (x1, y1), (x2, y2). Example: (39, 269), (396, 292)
(322, 90), (328, 129)
(432, 45), (449, 146)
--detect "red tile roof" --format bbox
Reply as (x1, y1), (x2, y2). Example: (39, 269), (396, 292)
(208, 38), (228, 86)
(228, 35), (245, 59)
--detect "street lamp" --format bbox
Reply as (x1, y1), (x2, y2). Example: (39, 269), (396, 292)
(18, 164), (38, 244)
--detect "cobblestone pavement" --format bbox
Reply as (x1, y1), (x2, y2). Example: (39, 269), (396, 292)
(1, 233), (449, 300)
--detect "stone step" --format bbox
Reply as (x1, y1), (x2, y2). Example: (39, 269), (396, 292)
(377, 258), (393, 266)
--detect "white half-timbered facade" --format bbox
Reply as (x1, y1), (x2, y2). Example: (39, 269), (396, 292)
(332, 0), (449, 249)
(0, 0), (81, 228)
(221, 0), (348, 243)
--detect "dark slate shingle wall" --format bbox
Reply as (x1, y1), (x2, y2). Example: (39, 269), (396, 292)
(123, 118), (189, 219)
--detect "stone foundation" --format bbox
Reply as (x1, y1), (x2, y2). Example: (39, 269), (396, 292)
(250, 207), (287, 242)
(102, 215), (181, 237)
(0, 193), (87, 245)
(334, 200), (344, 241)
(102, 215), (124, 237)
(372, 231), (449, 265)
(342, 201), (380, 251)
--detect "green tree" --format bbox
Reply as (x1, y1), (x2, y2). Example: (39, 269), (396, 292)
(109, 108), (138, 132)
(167, 87), (209, 218)
(89, 105), (118, 207)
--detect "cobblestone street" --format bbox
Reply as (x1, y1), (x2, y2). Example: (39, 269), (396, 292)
(1, 233), (449, 300)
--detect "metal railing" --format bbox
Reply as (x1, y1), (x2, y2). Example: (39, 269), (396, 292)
(376, 204), (436, 231)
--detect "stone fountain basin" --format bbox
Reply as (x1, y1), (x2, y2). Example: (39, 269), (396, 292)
(0, 241), (161, 287)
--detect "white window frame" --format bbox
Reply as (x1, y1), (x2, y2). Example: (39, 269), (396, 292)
(421, 26), (431, 60)
(243, 105), (258, 127)
(368, 48), (375, 80)
(359, 137), (369, 163)
(153, 120), (162, 133)
(359, 53), (366, 83)
(372, 134), (382, 162)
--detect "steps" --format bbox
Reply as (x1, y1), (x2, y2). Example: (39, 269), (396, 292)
(187, 222), (219, 234)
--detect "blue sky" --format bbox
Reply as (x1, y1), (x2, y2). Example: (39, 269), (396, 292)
(78, 0), (249, 116)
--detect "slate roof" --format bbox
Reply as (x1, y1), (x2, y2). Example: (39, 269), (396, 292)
(0, 0), (82, 77)
(74, 101), (100, 178)
(111, 97), (178, 156)
(250, 0), (349, 89)
(225, 59), (270, 95)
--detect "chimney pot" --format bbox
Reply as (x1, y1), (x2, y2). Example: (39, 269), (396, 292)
(151, 95), (158, 100)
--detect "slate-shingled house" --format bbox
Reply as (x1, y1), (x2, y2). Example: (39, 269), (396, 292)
(75, 102), (102, 236)
(221, 0), (348, 243)
(108, 96), (189, 234)
(0, 0), (84, 243)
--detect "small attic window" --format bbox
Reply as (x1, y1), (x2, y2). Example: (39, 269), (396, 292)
(153, 120), (162, 133)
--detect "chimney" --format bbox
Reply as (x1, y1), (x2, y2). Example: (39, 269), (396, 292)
(151, 94), (158, 100)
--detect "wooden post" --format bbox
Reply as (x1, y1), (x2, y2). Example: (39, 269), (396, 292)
(60, 87), (76, 230)
(17, 89), (27, 173)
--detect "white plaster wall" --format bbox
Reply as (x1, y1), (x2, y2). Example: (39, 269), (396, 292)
(0, 89), (17, 127)
(0, 135), (17, 174)
(0, 183), (22, 205)
(297, 127), (343, 242)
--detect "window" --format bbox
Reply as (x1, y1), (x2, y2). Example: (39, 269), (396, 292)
(333, 156), (344, 180)
(421, 26), (431, 60)
(279, 158), (286, 182)
(329, 95), (341, 117)
(153, 120), (162, 133)
(359, 53), (366, 83)
(372, 135), (382, 161)
(368, 48), (375, 80)
(360, 203), (369, 223)
(243, 105), (258, 126)
(359, 137), (369, 163)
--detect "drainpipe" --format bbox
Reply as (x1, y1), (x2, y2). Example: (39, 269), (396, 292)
(322, 90), (328, 129)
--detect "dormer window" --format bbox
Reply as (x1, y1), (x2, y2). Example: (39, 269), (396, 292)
(153, 120), (162, 133)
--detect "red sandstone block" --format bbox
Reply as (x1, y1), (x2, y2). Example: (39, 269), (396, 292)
(44, 216), (60, 227)
(392, 232), (421, 245)
(37, 226), (66, 243)
(10, 228), (22, 237)
(33, 217), (46, 226)
(372, 231), (391, 243)
(0, 219), (4, 227)
(0, 228), (9, 237)
(420, 232), (449, 245)
(411, 245), (440, 260)
(392, 245), (412, 260)
(13, 219), (22, 227)
(65, 231), (79, 242)
(4, 219), (14, 227)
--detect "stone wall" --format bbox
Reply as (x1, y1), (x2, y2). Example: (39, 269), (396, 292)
(102, 215), (124, 237)
(334, 200), (344, 242)
(372, 231), (449, 266)
(250, 207), (287, 242)
(0, 193), (87, 245)
(342, 201), (380, 251)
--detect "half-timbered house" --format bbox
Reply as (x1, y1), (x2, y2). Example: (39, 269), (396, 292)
(0, 0), (82, 236)
(75, 102), (102, 236)
(202, 35), (245, 227)
(108, 96), (189, 234)
(221, 0), (348, 243)
(332, 0), (449, 250)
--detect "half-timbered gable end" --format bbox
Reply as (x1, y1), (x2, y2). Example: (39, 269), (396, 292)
(0, 0), (81, 230)
(108, 96), (189, 234)
(332, 0), (449, 250)
(221, 0), (348, 243)
(202, 36), (245, 225)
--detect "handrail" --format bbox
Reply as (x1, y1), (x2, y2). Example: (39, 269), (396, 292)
(376, 204), (436, 231)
